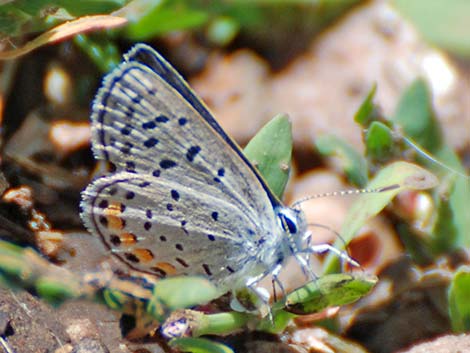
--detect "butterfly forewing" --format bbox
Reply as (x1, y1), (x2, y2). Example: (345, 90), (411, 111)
(92, 63), (268, 217)
(124, 44), (280, 207)
(81, 45), (282, 289)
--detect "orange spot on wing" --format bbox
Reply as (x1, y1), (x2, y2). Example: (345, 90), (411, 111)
(104, 202), (125, 230)
(133, 248), (154, 263)
(153, 262), (177, 276)
(120, 232), (137, 244)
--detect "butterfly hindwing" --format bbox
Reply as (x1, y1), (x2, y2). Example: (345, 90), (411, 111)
(81, 171), (256, 283)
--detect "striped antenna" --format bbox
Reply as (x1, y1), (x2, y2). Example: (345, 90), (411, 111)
(291, 184), (400, 208)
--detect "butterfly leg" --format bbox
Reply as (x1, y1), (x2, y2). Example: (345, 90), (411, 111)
(307, 243), (360, 268)
(304, 230), (313, 271)
(294, 252), (317, 281)
(271, 263), (287, 307)
(246, 263), (285, 320)
(296, 230), (319, 281)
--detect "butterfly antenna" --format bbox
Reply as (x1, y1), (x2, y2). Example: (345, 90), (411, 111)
(291, 184), (400, 209)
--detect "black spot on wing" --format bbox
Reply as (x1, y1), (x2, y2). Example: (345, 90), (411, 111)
(99, 216), (108, 227)
(171, 190), (180, 201)
(125, 252), (139, 263)
(125, 161), (136, 172)
(202, 264), (212, 276)
(176, 257), (189, 268)
(213, 168), (225, 183)
(144, 137), (159, 148)
(120, 125), (131, 136)
(124, 106), (135, 118)
(186, 146), (201, 162)
(110, 234), (121, 246)
(131, 95), (143, 104)
(142, 121), (156, 129)
(120, 142), (133, 155)
(155, 115), (169, 123)
(98, 200), (108, 209)
(160, 160), (177, 169)
(151, 267), (167, 277)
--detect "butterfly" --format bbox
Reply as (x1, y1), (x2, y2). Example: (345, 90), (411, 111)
(80, 44), (341, 301)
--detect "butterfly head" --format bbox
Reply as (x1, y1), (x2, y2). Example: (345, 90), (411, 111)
(275, 206), (309, 260)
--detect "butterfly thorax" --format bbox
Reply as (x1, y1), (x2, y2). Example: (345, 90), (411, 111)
(254, 206), (309, 276)
(213, 206), (308, 293)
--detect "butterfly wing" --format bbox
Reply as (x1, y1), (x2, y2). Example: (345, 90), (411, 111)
(124, 43), (277, 201)
(81, 171), (256, 284)
(81, 45), (282, 288)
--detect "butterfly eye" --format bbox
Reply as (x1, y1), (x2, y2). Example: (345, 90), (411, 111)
(278, 210), (298, 234)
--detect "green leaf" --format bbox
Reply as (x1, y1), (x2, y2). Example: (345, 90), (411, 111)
(35, 277), (78, 305)
(392, 78), (442, 152)
(448, 176), (470, 248)
(0, 241), (86, 305)
(279, 273), (377, 315)
(449, 266), (470, 332)
(3, 0), (55, 16)
(354, 84), (378, 127)
(430, 191), (458, 254)
(170, 337), (234, 353)
(393, 0), (470, 58)
(160, 274), (377, 336)
(0, 242), (30, 280)
(244, 113), (293, 199)
(206, 16), (239, 46)
(126, 2), (209, 40)
(434, 148), (470, 249)
(56, 0), (126, 16)
(74, 35), (121, 73)
(365, 121), (394, 161)
(323, 161), (438, 273)
(0, 7), (31, 36)
(390, 80), (469, 251)
(154, 276), (219, 310)
(315, 134), (368, 187)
